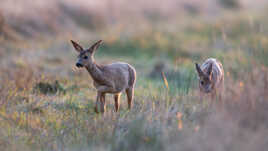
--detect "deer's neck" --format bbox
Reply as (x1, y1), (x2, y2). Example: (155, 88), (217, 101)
(85, 62), (104, 83)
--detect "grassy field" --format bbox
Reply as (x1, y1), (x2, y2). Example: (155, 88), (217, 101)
(1, 1), (268, 151)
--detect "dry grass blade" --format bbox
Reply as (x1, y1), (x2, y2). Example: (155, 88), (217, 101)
(161, 71), (169, 90)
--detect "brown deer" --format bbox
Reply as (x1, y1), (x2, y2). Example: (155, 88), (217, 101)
(195, 58), (224, 102)
(71, 40), (136, 113)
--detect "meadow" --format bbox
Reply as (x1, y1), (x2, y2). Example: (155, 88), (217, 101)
(0, 0), (268, 150)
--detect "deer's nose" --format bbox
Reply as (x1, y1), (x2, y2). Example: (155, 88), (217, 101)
(76, 63), (83, 68)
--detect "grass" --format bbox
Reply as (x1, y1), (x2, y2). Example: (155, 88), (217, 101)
(1, 3), (268, 151)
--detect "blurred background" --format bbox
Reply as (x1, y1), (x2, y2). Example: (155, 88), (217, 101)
(1, 0), (268, 151)
(1, 0), (268, 89)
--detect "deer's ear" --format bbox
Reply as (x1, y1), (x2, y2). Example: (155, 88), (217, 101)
(71, 40), (83, 53)
(88, 40), (102, 53)
(207, 63), (213, 75)
(195, 63), (204, 77)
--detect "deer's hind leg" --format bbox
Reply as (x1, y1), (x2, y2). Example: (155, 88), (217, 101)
(114, 93), (121, 112)
(126, 87), (134, 110)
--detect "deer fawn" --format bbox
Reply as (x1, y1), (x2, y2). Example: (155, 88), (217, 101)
(195, 58), (224, 102)
(71, 40), (136, 113)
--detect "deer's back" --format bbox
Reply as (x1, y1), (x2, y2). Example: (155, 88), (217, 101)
(201, 58), (224, 88)
(99, 62), (136, 92)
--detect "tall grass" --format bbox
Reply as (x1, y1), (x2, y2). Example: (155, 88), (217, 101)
(1, 1), (268, 151)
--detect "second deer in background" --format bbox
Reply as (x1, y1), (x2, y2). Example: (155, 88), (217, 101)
(195, 58), (224, 103)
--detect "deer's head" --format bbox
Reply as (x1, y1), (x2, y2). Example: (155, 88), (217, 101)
(195, 63), (213, 93)
(71, 40), (102, 68)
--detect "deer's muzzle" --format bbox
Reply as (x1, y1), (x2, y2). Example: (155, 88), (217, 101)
(76, 63), (83, 68)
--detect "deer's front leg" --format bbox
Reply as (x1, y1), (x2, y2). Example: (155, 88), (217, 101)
(95, 92), (102, 113)
(100, 93), (106, 113)
(199, 91), (204, 102)
(210, 90), (217, 107)
(211, 91), (216, 101)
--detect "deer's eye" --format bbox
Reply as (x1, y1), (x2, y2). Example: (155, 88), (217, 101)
(84, 56), (88, 59)
(201, 81), (204, 85)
